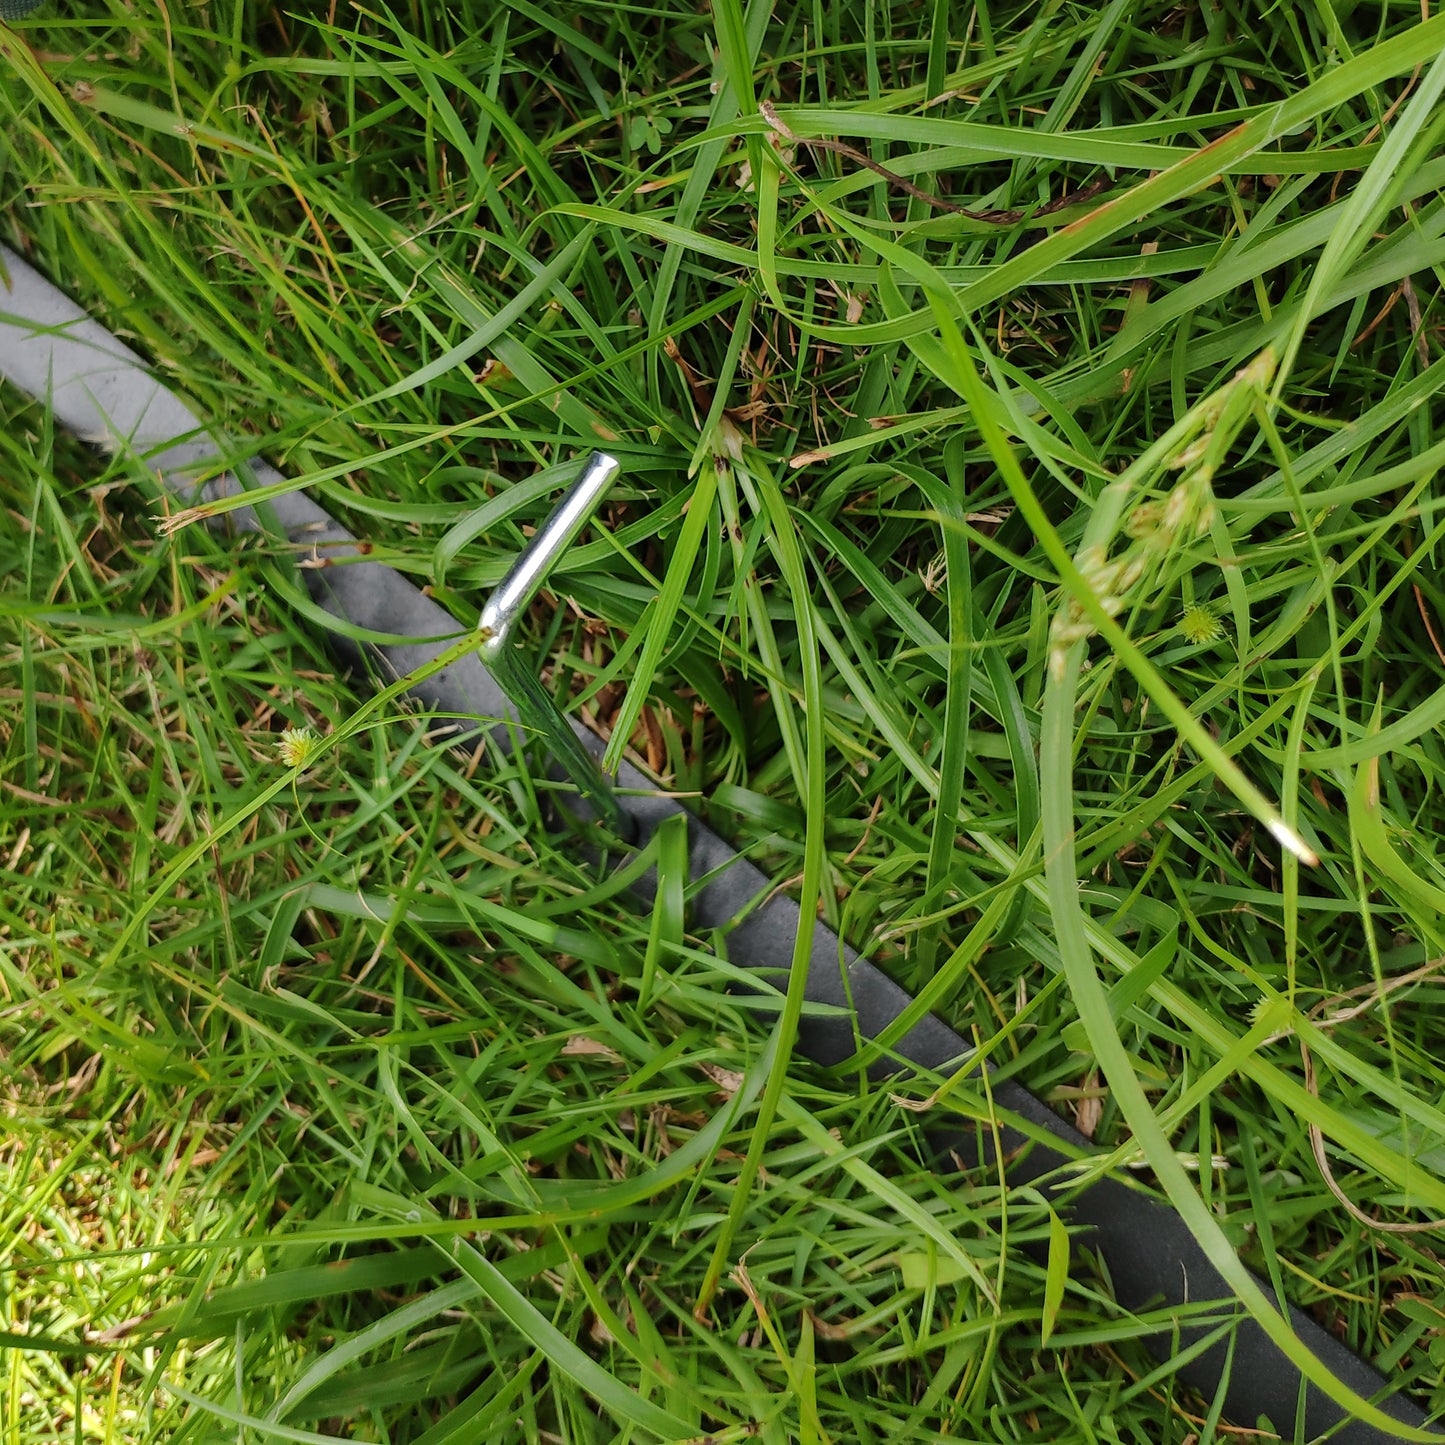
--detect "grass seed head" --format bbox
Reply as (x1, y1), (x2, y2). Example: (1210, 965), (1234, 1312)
(276, 725), (319, 769)
(1179, 604), (1226, 645)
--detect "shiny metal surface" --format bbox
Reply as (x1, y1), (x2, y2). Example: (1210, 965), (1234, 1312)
(478, 451), (632, 839)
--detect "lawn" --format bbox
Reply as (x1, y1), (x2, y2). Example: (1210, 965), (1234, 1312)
(2, 0), (1445, 1441)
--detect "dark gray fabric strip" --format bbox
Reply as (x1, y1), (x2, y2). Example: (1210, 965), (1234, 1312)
(1, 241), (1431, 1442)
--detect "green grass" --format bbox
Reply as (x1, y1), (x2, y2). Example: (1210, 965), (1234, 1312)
(3, 0), (1445, 1440)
